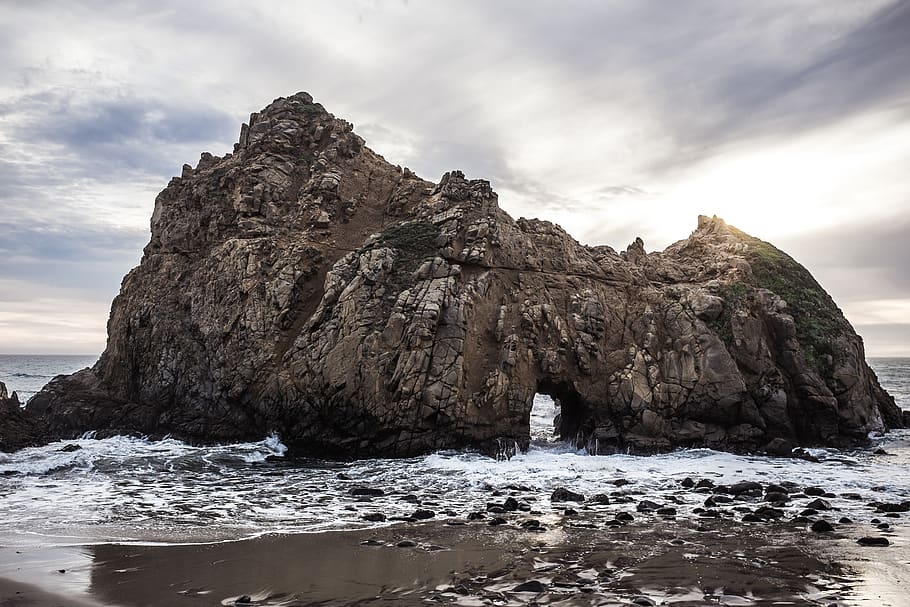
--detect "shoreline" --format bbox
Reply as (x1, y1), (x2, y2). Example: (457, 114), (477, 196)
(1, 515), (906, 606)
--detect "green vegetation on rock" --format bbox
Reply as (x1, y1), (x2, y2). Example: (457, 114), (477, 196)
(729, 227), (846, 371)
(369, 221), (440, 290)
(706, 282), (751, 347)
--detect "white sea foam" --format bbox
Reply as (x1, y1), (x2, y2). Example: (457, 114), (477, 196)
(0, 359), (908, 546)
(3, 427), (907, 547)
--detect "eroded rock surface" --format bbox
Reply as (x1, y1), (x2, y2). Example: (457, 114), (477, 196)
(18, 92), (903, 456)
(0, 380), (37, 452)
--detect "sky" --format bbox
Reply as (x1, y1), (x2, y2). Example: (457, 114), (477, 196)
(0, 0), (908, 356)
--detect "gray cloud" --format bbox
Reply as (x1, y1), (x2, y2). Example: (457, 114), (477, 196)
(0, 0), (908, 353)
(465, 1), (910, 175)
(775, 217), (910, 303)
(0, 88), (237, 175)
(855, 324), (910, 354)
(695, 0), (910, 149)
(0, 221), (145, 295)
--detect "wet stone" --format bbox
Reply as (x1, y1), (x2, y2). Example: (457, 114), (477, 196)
(765, 492), (789, 503)
(396, 540), (417, 548)
(411, 509), (435, 520)
(857, 537), (890, 547)
(754, 506), (785, 519)
(730, 481), (763, 495)
(488, 517), (508, 526)
(810, 520), (835, 533)
(805, 498), (832, 510)
(512, 580), (547, 593)
(361, 513), (386, 522)
(551, 487), (585, 502)
(804, 487), (826, 496)
(705, 495), (733, 507)
(350, 487), (384, 497)
(636, 500), (663, 512)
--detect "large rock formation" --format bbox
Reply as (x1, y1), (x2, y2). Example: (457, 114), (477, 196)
(0, 381), (37, 452)
(20, 92), (903, 457)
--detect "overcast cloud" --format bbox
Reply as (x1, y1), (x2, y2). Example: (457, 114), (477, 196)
(0, 0), (908, 355)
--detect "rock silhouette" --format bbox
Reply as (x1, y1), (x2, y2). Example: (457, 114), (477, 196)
(18, 92), (903, 456)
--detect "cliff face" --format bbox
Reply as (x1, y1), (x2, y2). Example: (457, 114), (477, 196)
(23, 92), (902, 456)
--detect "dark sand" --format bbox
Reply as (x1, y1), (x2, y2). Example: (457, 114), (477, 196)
(5, 515), (900, 606)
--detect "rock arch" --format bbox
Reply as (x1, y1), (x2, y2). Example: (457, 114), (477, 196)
(22, 92), (903, 457)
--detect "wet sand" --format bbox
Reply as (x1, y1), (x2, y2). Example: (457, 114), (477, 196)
(816, 525), (910, 606)
(3, 516), (898, 607)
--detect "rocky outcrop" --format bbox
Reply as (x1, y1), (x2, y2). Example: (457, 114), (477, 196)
(0, 380), (39, 452)
(19, 92), (903, 457)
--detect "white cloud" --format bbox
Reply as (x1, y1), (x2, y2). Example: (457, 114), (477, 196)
(0, 280), (107, 354)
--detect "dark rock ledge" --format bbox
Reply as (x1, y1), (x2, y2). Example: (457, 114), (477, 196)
(3, 92), (902, 457)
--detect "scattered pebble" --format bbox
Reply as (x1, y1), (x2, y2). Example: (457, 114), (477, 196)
(551, 487), (585, 502)
(810, 520), (835, 533)
(856, 537), (890, 547)
(512, 580), (547, 593)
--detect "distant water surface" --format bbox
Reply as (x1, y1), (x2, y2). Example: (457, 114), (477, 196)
(0, 354), (97, 402)
(870, 357), (910, 410)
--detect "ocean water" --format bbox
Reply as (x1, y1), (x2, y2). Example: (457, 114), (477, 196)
(0, 356), (907, 546)
(0, 354), (97, 403)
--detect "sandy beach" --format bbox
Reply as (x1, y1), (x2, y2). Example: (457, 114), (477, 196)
(1, 514), (905, 607)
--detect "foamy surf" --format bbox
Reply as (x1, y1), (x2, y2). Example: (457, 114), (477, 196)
(0, 359), (907, 547)
(1, 424), (908, 546)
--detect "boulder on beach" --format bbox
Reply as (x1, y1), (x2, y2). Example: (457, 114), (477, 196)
(9, 92), (903, 457)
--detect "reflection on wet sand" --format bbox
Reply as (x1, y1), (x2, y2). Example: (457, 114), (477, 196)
(84, 521), (856, 607)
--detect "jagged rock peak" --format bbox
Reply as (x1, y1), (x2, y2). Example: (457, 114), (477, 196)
(15, 93), (903, 458)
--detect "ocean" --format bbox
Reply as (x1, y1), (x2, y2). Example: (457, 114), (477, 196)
(0, 354), (98, 403)
(0, 355), (907, 546)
